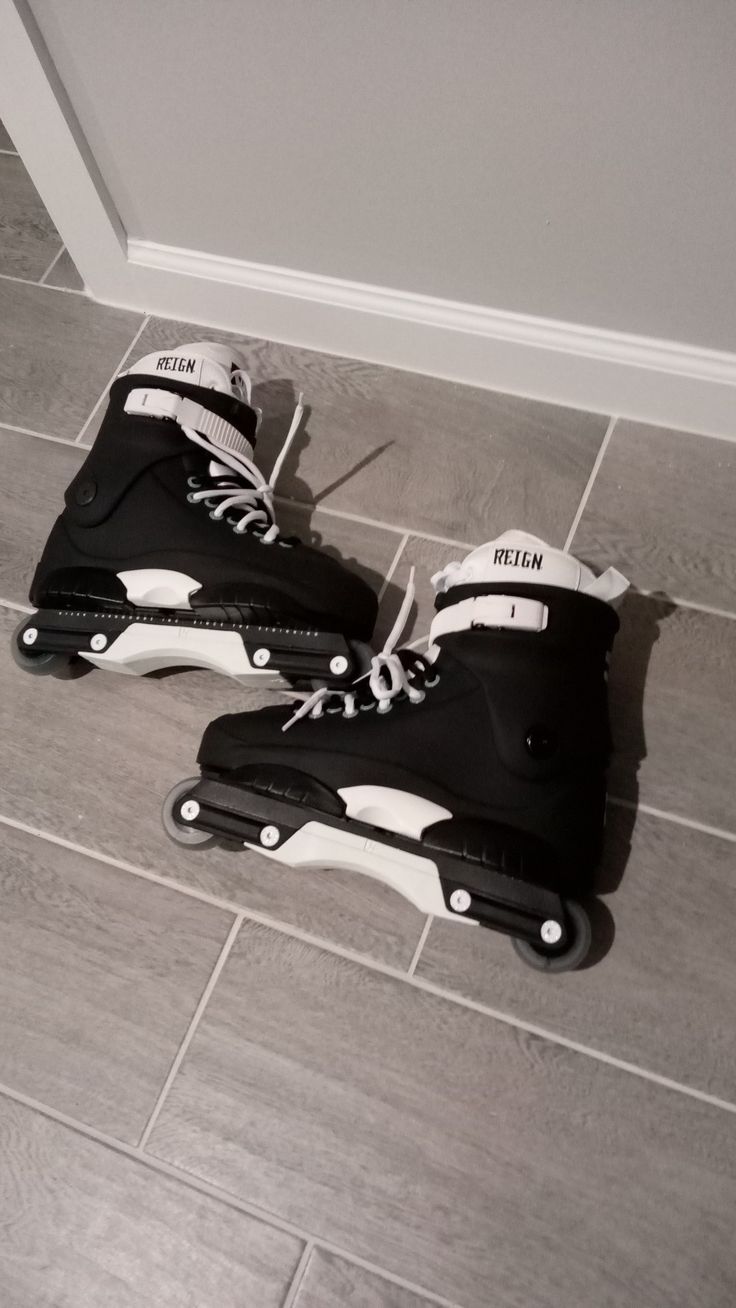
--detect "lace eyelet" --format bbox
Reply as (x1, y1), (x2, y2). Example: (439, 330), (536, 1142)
(377, 701), (392, 715)
(186, 492), (200, 504)
(359, 702), (375, 712)
(409, 690), (426, 705)
(424, 674), (440, 688)
(209, 509), (223, 520)
(326, 704), (343, 714)
(187, 476), (201, 489)
(203, 498), (217, 509)
(342, 709), (358, 720)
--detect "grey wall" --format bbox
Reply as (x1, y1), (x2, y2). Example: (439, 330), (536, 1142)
(29, 0), (736, 351)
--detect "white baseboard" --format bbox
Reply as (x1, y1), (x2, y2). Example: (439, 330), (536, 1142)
(119, 238), (736, 441)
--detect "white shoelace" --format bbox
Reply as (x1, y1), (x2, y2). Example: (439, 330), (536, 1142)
(283, 568), (433, 731)
(184, 377), (303, 544)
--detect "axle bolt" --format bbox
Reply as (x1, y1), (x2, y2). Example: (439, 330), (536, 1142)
(450, 889), (472, 914)
(260, 825), (281, 848)
(540, 919), (563, 945)
(253, 648), (271, 667)
(22, 628), (38, 646)
(329, 654), (349, 676)
(90, 633), (108, 652)
(179, 800), (200, 823)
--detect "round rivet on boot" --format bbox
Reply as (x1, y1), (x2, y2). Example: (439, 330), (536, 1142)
(329, 654), (349, 676)
(525, 724), (557, 758)
(75, 479), (97, 506)
(90, 633), (108, 652)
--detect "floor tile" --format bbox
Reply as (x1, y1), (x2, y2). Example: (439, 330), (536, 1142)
(0, 1096), (302, 1307)
(147, 920), (736, 1308)
(375, 534), (457, 647)
(277, 499), (401, 604)
(0, 427), (84, 604)
(0, 154), (60, 280)
(0, 120), (15, 150)
(44, 246), (85, 291)
(0, 823), (233, 1141)
(608, 594), (736, 832)
(295, 1249), (438, 1308)
(0, 605), (425, 969)
(0, 279), (142, 437)
(574, 422), (736, 611)
(417, 806), (736, 1100)
(132, 317), (609, 544)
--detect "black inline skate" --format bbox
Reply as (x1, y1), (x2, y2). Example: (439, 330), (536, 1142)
(163, 530), (628, 971)
(12, 342), (376, 685)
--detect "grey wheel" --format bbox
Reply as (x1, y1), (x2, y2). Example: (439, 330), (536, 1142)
(162, 777), (216, 848)
(511, 900), (592, 973)
(11, 620), (76, 677)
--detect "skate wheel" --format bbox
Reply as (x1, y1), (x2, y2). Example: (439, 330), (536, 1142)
(10, 620), (82, 678)
(162, 777), (216, 848)
(511, 900), (592, 973)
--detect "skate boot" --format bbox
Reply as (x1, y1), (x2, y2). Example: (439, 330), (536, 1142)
(163, 530), (628, 971)
(12, 342), (376, 685)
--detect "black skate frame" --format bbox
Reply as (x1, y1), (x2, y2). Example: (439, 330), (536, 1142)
(176, 773), (572, 949)
(13, 607), (361, 686)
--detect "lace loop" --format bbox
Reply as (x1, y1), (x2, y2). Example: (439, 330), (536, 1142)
(282, 568), (438, 732)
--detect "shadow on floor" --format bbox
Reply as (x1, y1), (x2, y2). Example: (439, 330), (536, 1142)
(580, 586), (676, 967)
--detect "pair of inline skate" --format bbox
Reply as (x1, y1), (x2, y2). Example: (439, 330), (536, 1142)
(13, 341), (628, 971)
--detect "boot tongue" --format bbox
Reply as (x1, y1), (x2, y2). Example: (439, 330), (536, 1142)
(123, 340), (251, 401)
(439, 530), (597, 593)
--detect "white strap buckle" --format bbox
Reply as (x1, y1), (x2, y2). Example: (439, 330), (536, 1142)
(429, 594), (548, 643)
(124, 387), (254, 460)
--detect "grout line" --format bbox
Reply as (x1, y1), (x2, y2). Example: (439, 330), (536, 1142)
(276, 494), (475, 551)
(280, 1241), (314, 1308)
(0, 595), (33, 614)
(38, 245), (64, 285)
(634, 588), (736, 623)
(76, 315), (150, 442)
(0, 419), (90, 449)
(0, 1079), (465, 1308)
(137, 914), (243, 1149)
(0, 147), (19, 154)
(0, 269), (85, 295)
(407, 915), (433, 976)
(377, 532), (409, 604)
(608, 795), (736, 845)
(563, 415), (618, 552)
(1, 810), (736, 1117)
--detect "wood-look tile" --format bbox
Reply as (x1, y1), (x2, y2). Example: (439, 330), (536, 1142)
(375, 534), (457, 647)
(44, 247), (85, 291)
(0, 121), (15, 150)
(148, 920), (736, 1308)
(417, 806), (736, 1100)
(295, 1249), (438, 1308)
(0, 279), (142, 437)
(0, 426), (84, 603)
(0, 823), (233, 1140)
(0, 1097), (302, 1307)
(574, 422), (736, 611)
(0, 605), (424, 968)
(132, 317), (609, 544)
(0, 154), (61, 280)
(608, 594), (736, 831)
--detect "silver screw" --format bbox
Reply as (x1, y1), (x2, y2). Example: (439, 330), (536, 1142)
(90, 633), (108, 652)
(22, 627), (38, 646)
(450, 888), (472, 914)
(253, 648), (271, 667)
(259, 824), (280, 848)
(179, 799), (200, 822)
(329, 654), (349, 676)
(540, 919), (563, 945)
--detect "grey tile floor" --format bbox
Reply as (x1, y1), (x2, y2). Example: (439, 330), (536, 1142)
(1, 125), (735, 1306)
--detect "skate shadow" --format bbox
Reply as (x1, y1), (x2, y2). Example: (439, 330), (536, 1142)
(578, 587), (676, 968)
(252, 378), (398, 633)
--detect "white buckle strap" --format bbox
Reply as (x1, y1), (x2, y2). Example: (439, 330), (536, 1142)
(124, 387), (254, 461)
(429, 594), (549, 643)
